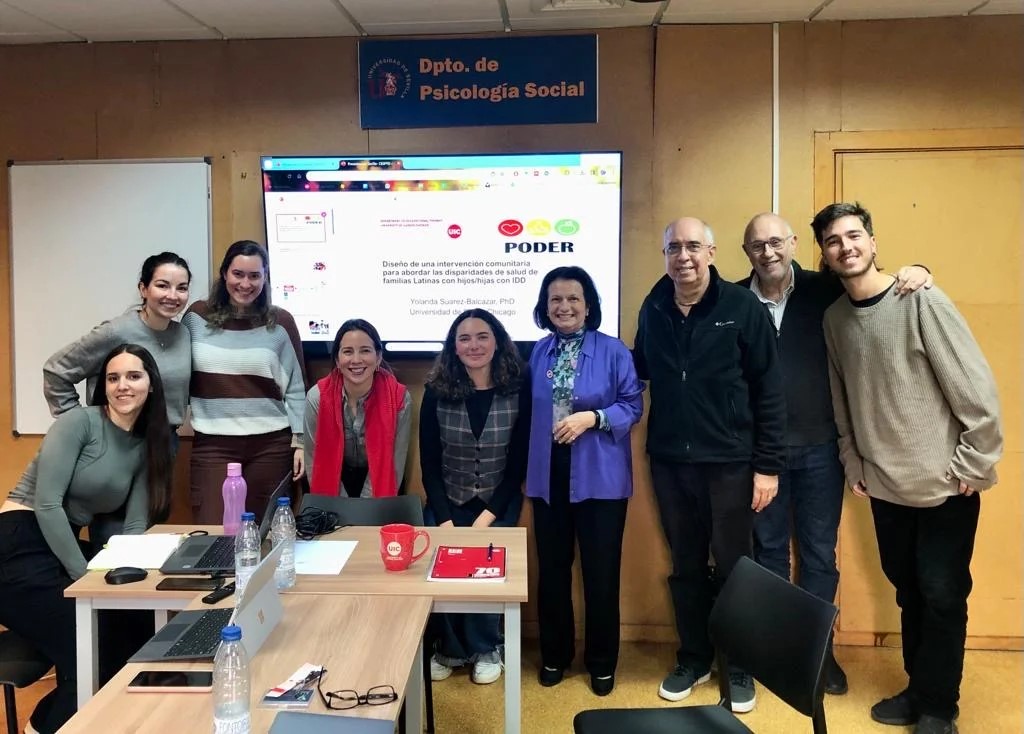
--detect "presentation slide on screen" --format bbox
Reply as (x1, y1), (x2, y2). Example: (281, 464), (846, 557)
(263, 153), (622, 347)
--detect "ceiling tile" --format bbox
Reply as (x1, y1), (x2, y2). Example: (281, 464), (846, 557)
(817, 0), (979, 21)
(173, 0), (358, 39)
(661, 0), (821, 23)
(970, 0), (1024, 13)
(0, 1), (79, 41)
(3, 0), (206, 36)
(506, 0), (658, 29)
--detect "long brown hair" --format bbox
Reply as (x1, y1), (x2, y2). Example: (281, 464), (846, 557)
(91, 344), (172, 524)
(205, 240), (278, 329)
(426, 309), (524, 401)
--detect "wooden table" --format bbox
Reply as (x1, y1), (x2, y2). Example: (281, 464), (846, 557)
(59, 594), (431, 733)
(65, 524), (529, 733)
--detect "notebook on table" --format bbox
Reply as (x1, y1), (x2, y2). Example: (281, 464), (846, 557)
(159, 474), (290, 574)
(427, 545), (506, 582)
(130, 542), (284, 663)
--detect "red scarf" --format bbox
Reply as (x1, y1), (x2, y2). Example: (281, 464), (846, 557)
(310, 368), (406, 497)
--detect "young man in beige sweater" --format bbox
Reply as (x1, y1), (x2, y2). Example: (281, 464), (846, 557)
(816, 202), (1002, 734)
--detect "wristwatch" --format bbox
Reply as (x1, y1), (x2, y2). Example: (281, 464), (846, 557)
(592, 409), (602, 429)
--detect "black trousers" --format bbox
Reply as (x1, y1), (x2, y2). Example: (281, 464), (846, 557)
(0, 511), (78, 734)
(650, 459), (754, 670)
(870, 493), (980, 721)
(532, 443), (628, 677)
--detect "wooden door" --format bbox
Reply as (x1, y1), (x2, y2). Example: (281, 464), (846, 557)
(815, 129), (1023, 649)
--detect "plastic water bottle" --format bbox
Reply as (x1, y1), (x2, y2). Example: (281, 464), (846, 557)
(222, 463), (247, 535)
(233, 512), (260, 604)
(270, 496), (296, 589)
(212, 624), (250, 734)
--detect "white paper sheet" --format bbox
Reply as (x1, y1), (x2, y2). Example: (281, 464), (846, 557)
(293, 540), (358, 575)
(86, 533), (184, 570)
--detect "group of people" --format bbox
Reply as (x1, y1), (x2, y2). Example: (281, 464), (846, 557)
(0, 201), (1001, 734)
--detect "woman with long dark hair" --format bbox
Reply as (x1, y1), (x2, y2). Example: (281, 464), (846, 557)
(305, 319), (411, 497)
(421, 308), (531, 686)
(0, 344), (172, 733)
(184, 240), (307, 523)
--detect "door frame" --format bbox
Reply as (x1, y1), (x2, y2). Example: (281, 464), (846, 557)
(814, 127), (1024, 651)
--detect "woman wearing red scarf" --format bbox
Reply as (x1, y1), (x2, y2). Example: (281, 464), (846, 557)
(305, 320), (411, 497)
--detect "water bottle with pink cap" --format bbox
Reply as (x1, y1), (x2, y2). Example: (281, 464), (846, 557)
(222, 462), (247, 534)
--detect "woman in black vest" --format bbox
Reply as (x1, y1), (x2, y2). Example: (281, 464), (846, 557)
(420, 308), (531, 686)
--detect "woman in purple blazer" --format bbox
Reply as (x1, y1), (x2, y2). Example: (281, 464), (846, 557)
(526, 265), (644, 697)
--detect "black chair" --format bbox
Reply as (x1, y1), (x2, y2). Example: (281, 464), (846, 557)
(298, 494), (424, 527)
(574, 556), (838, 734)
(0, 631), (53, 734)
(298, 493), (434, 734)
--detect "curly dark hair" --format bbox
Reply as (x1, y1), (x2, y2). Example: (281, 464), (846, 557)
(205, 240), (279, 329)
(426, 309), (524, 401)
(90, 344), (172, 524)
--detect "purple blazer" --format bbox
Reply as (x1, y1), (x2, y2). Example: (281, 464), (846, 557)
(526, 330), (644, 503)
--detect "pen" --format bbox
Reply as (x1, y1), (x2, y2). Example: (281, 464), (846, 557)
(487, 543), (493, 561)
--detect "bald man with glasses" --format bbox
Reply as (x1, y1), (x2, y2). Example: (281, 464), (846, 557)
(634, 217), (786, 713)
(737, 212), (933, 696)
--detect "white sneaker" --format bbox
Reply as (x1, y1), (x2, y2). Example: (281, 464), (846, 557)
(430, 655), (453, 681)
(472, 658), (503, 685)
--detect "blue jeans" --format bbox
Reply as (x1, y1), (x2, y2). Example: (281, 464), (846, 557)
(753, 441), (844, 604)
(425, 495), (523, 663)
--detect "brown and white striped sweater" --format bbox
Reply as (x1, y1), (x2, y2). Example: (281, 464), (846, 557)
(823, 284), (1002, 508)
(183, 301), (307, 436)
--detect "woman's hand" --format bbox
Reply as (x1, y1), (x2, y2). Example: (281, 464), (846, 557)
(472, 510), (496, 528)
(554, 411), (597, 444)
(292, 448), (305, 481)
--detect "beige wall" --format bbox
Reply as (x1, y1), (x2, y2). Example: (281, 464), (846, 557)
(1, 15), (1020, 642)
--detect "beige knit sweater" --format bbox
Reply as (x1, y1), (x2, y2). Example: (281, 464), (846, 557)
(823, 284), (1002, 508)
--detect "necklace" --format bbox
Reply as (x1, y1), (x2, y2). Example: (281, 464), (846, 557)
(674, 298), (700, 307)
(140, 309), (169, 349)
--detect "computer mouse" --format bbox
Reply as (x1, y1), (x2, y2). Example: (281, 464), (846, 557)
(104, 566), (149, 585)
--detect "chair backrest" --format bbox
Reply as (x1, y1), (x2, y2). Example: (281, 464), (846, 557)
(709, 556), (838, 718)
(299, 494), (425, 527)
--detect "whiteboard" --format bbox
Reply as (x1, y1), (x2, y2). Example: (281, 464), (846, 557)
(9, 159), (211, 435)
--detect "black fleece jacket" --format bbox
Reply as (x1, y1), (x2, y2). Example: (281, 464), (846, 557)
(634, 266), (786, 474)
(737, 261), (844, 448)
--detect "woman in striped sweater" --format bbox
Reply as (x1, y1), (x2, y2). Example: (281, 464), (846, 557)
(184, 240), (307, 524)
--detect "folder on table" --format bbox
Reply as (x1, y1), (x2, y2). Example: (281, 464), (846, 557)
(427, 545), (506, 582)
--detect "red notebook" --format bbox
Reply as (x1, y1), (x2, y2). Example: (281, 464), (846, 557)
(427, 545), (507, 582)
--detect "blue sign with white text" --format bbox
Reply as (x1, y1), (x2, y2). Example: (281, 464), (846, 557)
(358, 35), (598, 129)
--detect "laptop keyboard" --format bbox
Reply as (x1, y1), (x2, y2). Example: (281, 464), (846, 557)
(195, 536), (235, 569)
(164, 608), (233, 658)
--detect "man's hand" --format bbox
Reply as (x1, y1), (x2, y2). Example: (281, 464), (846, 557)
(851, 481), (869, 498)
(894, 265), (934, 295)
(439, 520), (455, 529)
(472, 510), (497, 528)
(947, 472), (976, 497)
(553, 412), (596, 444)
(292, 448), (305, 480)
(751, 472), (778, 512)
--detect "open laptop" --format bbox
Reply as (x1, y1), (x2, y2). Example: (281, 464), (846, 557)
(131, 542), (285, 663)
(160, 474), (291, 575)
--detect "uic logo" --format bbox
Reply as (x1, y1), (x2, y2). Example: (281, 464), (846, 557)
(387, 541), (403, 557)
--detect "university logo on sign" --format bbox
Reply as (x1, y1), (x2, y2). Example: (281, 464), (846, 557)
(365, 57), (411, 100)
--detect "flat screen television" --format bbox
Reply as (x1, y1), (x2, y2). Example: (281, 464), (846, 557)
(261, 151), (623, 356)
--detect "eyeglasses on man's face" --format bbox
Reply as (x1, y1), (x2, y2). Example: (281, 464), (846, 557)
(743, 235), (793, 256)
(663, 241), (707, 257)
(316, 669), (397, 711)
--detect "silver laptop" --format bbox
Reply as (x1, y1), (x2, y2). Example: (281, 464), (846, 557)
(130, 542), (285, 663)
(269, 712), (396, 733)
(160, 475), (291, 575)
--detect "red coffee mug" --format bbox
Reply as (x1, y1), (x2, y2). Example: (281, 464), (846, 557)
(379, 523), (430, 572)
